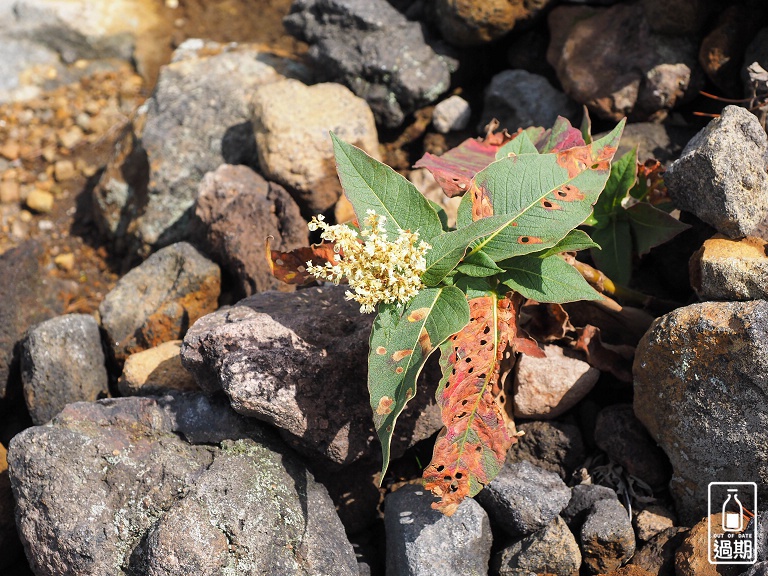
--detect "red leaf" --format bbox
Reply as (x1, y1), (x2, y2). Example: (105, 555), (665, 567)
(266, 237), (336, 285)
(423, 293), (542, 515)
(538, 116), (587, 153)
(414, 139), (499, 198)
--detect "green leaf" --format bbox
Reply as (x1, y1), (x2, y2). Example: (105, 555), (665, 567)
(592, 148), (637, 225)
(428, 199), (451, 231)
(467, 120), (625, 262)
(455, 248), (503, 277)
(331, 133), (443, 241)
(368, 286), (470, 478)
(499, 254), (602, 303)
(538, 229), (600, 257)
(589, 217), (633, 285)
(495, 132), (539, 158)
(626, 202), (691, 256)
(453, 276), (493, 299)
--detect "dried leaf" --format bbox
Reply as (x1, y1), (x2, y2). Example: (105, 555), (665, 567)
(266, 238), (336, 285)
(423, 293), (540, 515)
(572, 324), (634, 382)
(520, 301), (573, 342)
(414, 139), (499, 198)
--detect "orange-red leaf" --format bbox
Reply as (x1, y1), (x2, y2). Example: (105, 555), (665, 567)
(266, 238), (336, 285)
(423, 293), (523, 515)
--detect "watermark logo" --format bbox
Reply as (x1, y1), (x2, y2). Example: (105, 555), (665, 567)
(708, 482), (758, 565)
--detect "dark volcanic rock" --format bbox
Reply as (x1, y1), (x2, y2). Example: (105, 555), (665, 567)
(283, 0), (452, 127)
(99, 242), (220, 361)
(506, 420), (586, 481)
(384, 483), (491, 576)
(20, 314), (108, 425)
(7, 394), (357, 576)
(492, 516), (582, 576)
(181, 286), (442, 466)
(193, 164), (307, 299)
(581, 498), (636, 574)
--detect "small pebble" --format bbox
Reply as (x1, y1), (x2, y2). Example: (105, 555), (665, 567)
(0, 180), (20, 204)
(432, 95), (471, 134)
(58, 126), (84, 149)
(0, 142), (20, 161)
(25, 189), (54, 213)
(54, 160), (76, 182)
(19, 210), (33, 222)
(54, 253), (76, 272)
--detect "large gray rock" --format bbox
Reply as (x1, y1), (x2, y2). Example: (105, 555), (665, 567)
(99, 242), (220, 361)
(580, 498), (635, 574)
(492, 516), (582, 576)
(7, 394), (357, 576)
(475, 460), (571, 537)
(664, 105), (768, 239)
(505, 420), (586, 481)
(193, 164), (308, 299)
(561, 484), (618, 532)
(180, 286), (442, 465)
(283, 0), (453, 127)
(384, 483), (491, 576)
(251, 79), (380, 214)
(634, 300), (768, 525)
(478, 69), (577, 133)
(20, 314), (108, 425)
(93, 40), (309, 256)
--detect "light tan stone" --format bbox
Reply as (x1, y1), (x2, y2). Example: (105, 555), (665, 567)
(690, 234), (768, 300)
(54, 160), (77, 182)
(118, 340), (199, 396)
(25, 189), (54, 213)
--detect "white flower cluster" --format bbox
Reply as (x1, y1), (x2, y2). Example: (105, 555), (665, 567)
(306, 210), (431, 313)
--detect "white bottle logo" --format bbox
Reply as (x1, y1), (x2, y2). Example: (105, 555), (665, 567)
(722, 489), (744, 532)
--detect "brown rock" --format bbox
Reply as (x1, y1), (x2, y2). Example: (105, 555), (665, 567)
(634, 505), (676, 543)
(599, 566), (655, 576)
(0, 142), (20, 161)
(548, 3), (699, 121)
(0, 443), (23, 569)
(99, 242), (221, 361)
(193, 164), (307, 299)
(675, 515), (742, 576)
(631, 526), (689, 576)
(53, 159), (77, 181)
(118, 340), (199, 396)
(690, 235), (768, 301)
(431, 0), (552, 46)
(251, 79), (380, 214)
(513, 344), (599, 419)
(0, 180), (20, 204)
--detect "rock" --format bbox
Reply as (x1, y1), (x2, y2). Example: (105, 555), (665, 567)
(432, 95), (471, 134)
(547, 3), (700, 121)
(664, 105), (768, 239)
(594, 404), (671, 491)
(283, 0), (452, 127)
(384, 483), (491, 576)
(0, 180), (20, 204)
(602, 567), (656, 576)
(699, 4), (766, 96)
(312, 458), (381, 535)
(430, 0), (553, 46)
(581, 498), (636, 574)
(93, 41), (305, 256)
(99, 242), (220, 361)
(675, 514), (742, 576)
(633, 300), (768, 525)
(631, 526), (688, 576)
(690, 235), (768, 301)
(475, 460), (571, 537)
(740, 563), (768, 576)
(53, 160), (76, 181)
(561, 483), (618, 532)
(53, 253), (75, 272)
(25, 188), (54, 213)
(513, 344), (600, 419)
(492, 515), (581, 576)
(640, 0), (717, 36)
(610, 121), (699, 165)
(0, 241), (69, 399)
(8, 394), (358, 576)
(118, 340), (198, 396)
(0, 443), (23, 569)
(478, 69), (577, 133)
(634, 505), (676, 543)
(505, 420), (586, 481)
(20, 314), (108, 425)
(251, 79), (380, 214)
(180, 286), (442, 465)
(193, 164), (308, 299)
(747, 510), (768, 561)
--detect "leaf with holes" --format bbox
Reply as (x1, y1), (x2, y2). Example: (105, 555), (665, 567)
(537, 116), (586, 153)
(331, 133), (443, 242)
(463, 119), (625, 262)
(414, 138), (500, 197)
(368, 286), (470, 478)
(266, 238), (337, 285)
(423, 293), (540, 515)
